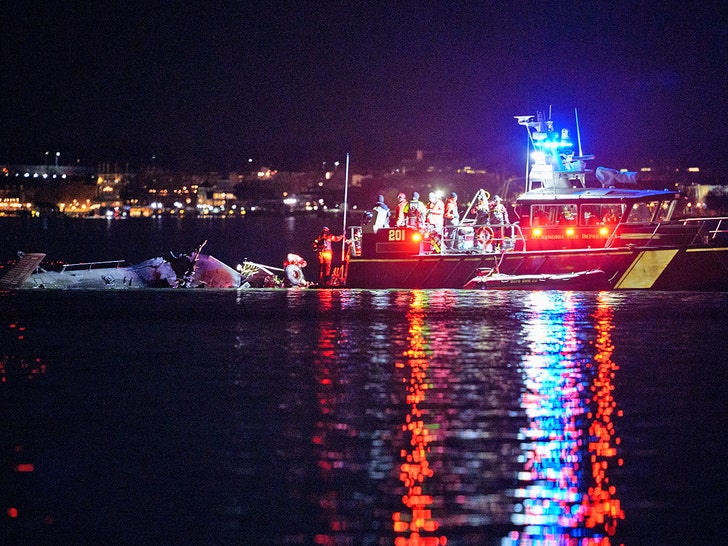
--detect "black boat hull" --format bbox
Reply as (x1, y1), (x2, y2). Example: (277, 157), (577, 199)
(345, 246), (728, 290)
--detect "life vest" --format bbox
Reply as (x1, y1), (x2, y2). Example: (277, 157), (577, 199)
(313, 237), (326, 253)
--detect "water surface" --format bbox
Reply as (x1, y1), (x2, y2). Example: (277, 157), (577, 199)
(2, 288), (726, 545)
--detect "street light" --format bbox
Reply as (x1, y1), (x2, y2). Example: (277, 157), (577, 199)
(55, 151), (60, 167)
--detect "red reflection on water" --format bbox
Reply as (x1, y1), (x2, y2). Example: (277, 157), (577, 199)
(4, 443), (53, 533)
(1, 322), (47, 383)
(580, 295), (624, 534)
(1, 322), (51, 531)
(393, 292), (447, 546)
(310, 290), (356, 540)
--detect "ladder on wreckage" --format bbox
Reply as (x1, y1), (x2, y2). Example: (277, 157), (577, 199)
(0, 253), (46, 289)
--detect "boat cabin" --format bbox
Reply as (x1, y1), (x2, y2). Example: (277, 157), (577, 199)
(510, 111), (699, 250)
(513, 186), (686, 250)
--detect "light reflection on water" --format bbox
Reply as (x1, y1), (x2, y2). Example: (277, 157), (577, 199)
(274, 290), (625, 545)
(504, 292), (623, 545)
(0, 289), (726, 545)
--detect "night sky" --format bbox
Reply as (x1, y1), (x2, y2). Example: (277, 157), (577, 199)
(3, 1), (727, 173)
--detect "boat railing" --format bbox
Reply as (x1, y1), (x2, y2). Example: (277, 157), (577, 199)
(440, 222), (526, 254)
(605, 218), (728, 248)
(681, 217), (728, 243)
(603, 225), (623, 248)
(60, 260), (126, 272)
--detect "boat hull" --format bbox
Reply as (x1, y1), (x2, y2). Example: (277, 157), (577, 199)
(345, 245), (728, 290)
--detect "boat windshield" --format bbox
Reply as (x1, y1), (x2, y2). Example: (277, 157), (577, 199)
(625, 200), (673, 224)
(531, 203), (625, 226)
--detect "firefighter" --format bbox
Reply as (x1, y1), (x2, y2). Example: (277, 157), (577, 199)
(395, 192), (408, 227)
(489, 195), (510, 248)
(471, 193), (490, 225)
(313, 226), (344, 286)
(444, 192), (459, 226)
(425, 192), (445, 232)
(407, 192), (426, 230)
(371, 195), (391, 232)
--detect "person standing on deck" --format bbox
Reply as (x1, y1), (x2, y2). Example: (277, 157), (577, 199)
(313, 226), (344, 286)
(395, 192), (408, 227)
(425, 192), (444, 232)
(371, 195), (390, 232)
(444, 192), (459, 226)
(472, 194), (490, 225)
(407, 192), (426, 230)
(489, 195), (510, 246)
(489, 195), (510, 225)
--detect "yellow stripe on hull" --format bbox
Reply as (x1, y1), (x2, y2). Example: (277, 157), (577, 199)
(614, 249), (679, 289)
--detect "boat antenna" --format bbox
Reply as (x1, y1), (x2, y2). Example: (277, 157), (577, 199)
(515, 114), (537, 192)
(574, 107), (583, 157)
(525, 126), (530, 192)
(341, 152), (350, 261)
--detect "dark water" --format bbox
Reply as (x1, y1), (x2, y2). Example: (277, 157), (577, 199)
(1, 218), (728, 545)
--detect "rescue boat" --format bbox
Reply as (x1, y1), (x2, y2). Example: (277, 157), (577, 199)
(342, 111), (728, 290)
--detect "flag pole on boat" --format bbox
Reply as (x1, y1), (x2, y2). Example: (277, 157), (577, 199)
(341, 152), (350, 262)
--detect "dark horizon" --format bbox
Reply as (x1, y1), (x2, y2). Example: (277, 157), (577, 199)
(3, 2), (727, 174)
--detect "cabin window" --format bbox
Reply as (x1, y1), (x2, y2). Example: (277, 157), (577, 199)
(530, 205), (556, 225)
(655, 200), (674, 222)
(626, 201), (660, 223)
(530, 204), (574, 225)
(581, 204), (624, 225)
(531, 204), (591, 225)
(581, 205), (601, 225)
(557, 204), (578, 225)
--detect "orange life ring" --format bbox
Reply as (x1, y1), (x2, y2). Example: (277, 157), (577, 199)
(476, 226), (494, 243)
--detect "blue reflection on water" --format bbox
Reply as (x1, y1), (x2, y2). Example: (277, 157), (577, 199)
(503, 292), (623, 545)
